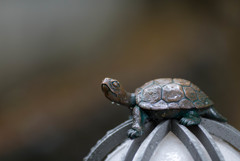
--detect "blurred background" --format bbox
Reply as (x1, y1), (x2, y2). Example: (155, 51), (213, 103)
(0, 1), (239, 161)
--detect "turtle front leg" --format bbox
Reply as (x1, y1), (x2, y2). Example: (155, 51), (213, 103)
(128, 106), (143, 139)
(179, 110), (201, 126)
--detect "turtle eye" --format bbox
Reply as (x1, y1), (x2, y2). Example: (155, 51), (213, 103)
(112, 81), (120, 88)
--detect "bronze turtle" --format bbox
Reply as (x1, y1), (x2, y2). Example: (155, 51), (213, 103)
(101, 78), (227, 139)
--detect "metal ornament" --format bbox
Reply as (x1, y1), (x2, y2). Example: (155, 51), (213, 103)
(84, 119), (240, 161)
(101, 78), (227, 139)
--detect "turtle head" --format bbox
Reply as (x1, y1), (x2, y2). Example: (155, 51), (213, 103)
(101, 78), (136, 107)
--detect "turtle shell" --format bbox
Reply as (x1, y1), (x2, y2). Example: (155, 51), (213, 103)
(135, 78), (213, 110)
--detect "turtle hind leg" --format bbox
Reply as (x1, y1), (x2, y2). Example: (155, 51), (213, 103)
(179, 110), (201, 126)
(202, 106), (227, 122)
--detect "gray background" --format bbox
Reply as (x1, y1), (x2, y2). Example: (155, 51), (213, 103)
(0, 1), (239, 160)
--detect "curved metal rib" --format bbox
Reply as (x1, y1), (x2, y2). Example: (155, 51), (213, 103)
(188, 124), (225, 161)
(84, 119), (132, 161)
(124, 122), (155, 161)
(171, 120), (211, 161)
(201, 118), (240, 150)
(85, 118), (240, 161)
(139, 120), (170, 161)
(130, 120), (170, 161)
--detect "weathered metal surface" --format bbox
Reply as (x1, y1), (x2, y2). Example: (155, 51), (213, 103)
(188, 124), (224, 161)
(102, 77), (215, 111)
(172, 120), (211, 161)
(162, 83), (184, 102)
(201, 118), (240, 150)
(137, 121), (170, 161)
(179, 98), (194, 109)
(101, 78), (134, 107)
(124, 122), (155, 161)
(173, 78), (191, 86)
(136, 78), (214, 110)
(85, 118), (240, 161)
(154, 78), (172, 86)
(141, 86), (162, 103)
(101, 77), (226, 139)
(191, 83), (201, 91)
(84, 119), (132, 161)
(168, 102), (179, 109)
(183, 86), (198, 102)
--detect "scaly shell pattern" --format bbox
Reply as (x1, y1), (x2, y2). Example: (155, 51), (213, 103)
(136, 78), (213, 110)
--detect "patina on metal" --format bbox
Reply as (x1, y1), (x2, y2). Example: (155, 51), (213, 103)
(101, 78), (227, 139)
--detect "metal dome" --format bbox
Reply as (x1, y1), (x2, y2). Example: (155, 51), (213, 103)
(84, 118), (240, 161)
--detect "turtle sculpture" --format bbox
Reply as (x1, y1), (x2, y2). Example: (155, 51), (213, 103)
(101, 78), (227, 139)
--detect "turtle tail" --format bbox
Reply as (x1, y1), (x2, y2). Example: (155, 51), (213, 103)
(202, 106), (227, 122)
